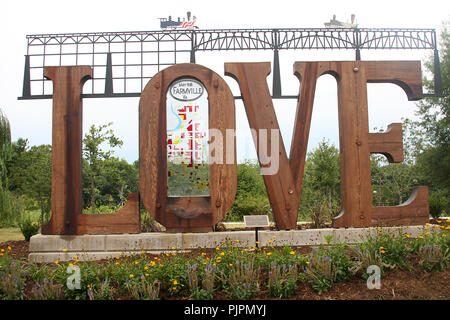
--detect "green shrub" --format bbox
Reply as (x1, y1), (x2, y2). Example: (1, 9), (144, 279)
(18, 214), (40, 241)
(429, 192), (446, 219)
(226, 194), (271, 222)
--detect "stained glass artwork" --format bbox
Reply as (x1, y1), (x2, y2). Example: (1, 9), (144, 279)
(166, 78), (209, 196)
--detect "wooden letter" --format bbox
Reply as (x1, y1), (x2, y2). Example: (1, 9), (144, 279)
(139, 63), (237, 232)
(225, 62), (321, 229)
(226, 61), (429, 229)
(41, 66), (140, 235)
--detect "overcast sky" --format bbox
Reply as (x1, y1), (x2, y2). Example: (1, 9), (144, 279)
(1, 0), (449, 163)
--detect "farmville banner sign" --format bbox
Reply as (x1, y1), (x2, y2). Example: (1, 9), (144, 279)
(40, 61), (429, 235)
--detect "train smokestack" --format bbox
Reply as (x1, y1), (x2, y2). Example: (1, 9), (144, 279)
(187, 11), (191, 21)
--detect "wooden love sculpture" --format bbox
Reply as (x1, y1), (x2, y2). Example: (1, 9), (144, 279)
(41, 61), (429, 235)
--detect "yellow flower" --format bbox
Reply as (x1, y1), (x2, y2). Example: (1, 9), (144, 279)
(0, 249), (4, 252)
(229, 263), (233, 267)
(145, 273), (149, 277)
(216, 247), (220, 251)
(62, 249), (67, 252)
(255, 241), (260, 244)
(141, 250), (145, 254)
(446, 226), (450, 230)
(173, 280), (178, 285)
(220, 252), (225, 256)
(144, 266), (148, 270)
(135, 261), (139, 265)
(87, 284), (91, 288)
(0, 253), (3, 257)
(419, 236), (424, 239)
(129, 274), (134, 278)
(150, 261), (156, 267)
(201, 252), (206, 256)
(272, 236), (276, 239)
(268, 240), (272, 244)
(380, 250), (386, 254)
(290, 251), (295, 255)
(323, 242), (328, 245)
(73, 256), (78, 260)
(115, 262), (120, 265)
(425, 232), (431, 236)
(306, 261), (310, 265)
(235, 240), (240, 243)
(424, 227), (428, 230)
(68, 263), (73, 266)
(266, 252), (272, 256)
(437, 220), (441, 223)
(379, 246), (384, 249)
(442, 234), (447, 237)
(171, 247), (175, 250)
(172, 287), (177, 290)
(7, 246), (11, 251)
(54, 261), (59, 264)
(405, 234), (410, 238)
(425, 223), (431, 226)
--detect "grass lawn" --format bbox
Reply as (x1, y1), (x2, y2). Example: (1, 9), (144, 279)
(0, 227), (24, 243)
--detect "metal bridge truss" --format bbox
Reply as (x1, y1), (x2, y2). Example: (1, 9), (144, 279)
(19, 27), (443, 100)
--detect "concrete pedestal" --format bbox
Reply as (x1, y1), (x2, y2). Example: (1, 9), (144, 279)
(28, 225), (426, 262)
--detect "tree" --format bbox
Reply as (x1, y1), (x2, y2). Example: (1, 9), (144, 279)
(7, 140), (52, 225)
(404, 21), (450, 213)
(0, 108), (11, 188)
(20, 145), (52, 224)
(304, 139), (341, 214)
(83, 122), (123, 213)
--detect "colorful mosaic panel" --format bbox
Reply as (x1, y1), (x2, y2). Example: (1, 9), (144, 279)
(166, 78), (209, 196)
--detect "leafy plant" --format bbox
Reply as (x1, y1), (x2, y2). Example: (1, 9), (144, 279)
(220, 258), (260, 299)
(124, 276), (160, 300)
(429, 192), (446, 219)
(267, 261), (298, 298)
(31, 278), (65, 300)
(303, 248), (336, 294)
(0, 261), (26, 300)
(417, 245), (449, 271)
(18, 214), (40, 241)
(87, 278), (116, 300)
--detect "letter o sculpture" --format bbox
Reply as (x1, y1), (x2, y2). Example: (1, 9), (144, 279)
(139, 63), (237, 232)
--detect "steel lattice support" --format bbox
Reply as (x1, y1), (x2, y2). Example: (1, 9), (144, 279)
(19, 27), (442, 100)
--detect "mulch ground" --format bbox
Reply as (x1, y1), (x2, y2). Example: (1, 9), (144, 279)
(1, 240), (449, 300)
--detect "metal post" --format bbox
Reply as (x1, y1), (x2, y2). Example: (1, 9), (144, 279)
(255, 227), (259, 248)
(105, 52), (113, 95)
(190, 30), (196, 63)
(355, 28), (361, 61)
(433, 48), (443, 96)
(22, 55), (31, 98)
(272, 48), (281, 98)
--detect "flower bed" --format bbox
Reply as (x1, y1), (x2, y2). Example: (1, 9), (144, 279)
(0, 221), (449, 300)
